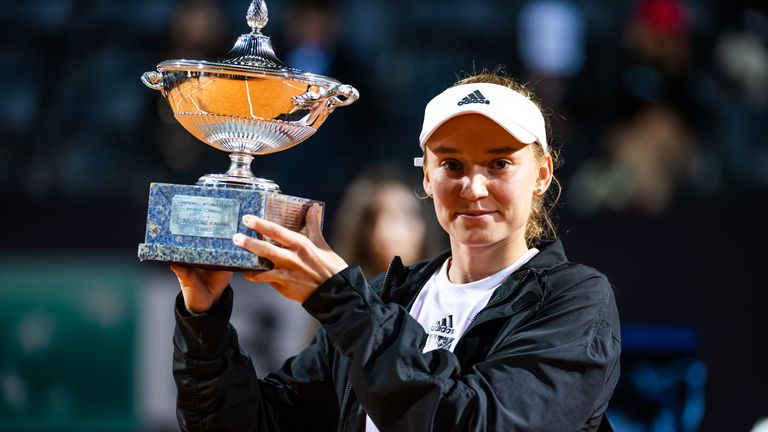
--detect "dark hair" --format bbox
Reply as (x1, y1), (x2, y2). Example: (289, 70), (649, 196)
(331, 164), (445, 276)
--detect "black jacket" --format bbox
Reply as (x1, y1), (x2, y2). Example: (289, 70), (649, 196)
(173, 239), (621, 431)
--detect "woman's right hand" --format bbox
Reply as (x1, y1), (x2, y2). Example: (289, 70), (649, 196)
(170, 264), (233, 314)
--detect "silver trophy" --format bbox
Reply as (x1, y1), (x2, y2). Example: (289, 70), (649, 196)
(138, 0), (358, 270)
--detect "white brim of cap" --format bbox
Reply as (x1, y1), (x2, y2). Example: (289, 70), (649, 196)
(419, 83), (548, 152)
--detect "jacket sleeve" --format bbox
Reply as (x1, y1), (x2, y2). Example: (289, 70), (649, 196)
(173, 286), (339, 432)
(302, 265), (621, 432)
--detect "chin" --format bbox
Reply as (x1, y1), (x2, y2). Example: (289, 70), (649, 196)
(452, 233), (501, 249)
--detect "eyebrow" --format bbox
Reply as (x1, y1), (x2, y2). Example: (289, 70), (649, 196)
(487, 146), (519, 154)
(432, 146), (459, 154)
(432, 145), (519, 155)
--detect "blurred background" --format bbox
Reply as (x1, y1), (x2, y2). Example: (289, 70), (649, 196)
(1, 0), (767, 430)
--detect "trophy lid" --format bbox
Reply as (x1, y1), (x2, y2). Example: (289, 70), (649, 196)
(157, 0), (338, 85)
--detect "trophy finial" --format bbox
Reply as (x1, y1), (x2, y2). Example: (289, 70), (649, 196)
(246, 0), (269, 34)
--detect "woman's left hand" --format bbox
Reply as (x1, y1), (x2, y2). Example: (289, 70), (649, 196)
(234, 204), (348, 303)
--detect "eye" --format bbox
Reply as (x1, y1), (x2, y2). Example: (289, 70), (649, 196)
(489, 159), (512, 170)
(440, 159), (462, 171)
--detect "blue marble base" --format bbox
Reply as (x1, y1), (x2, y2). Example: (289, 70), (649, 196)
(138, 183), (322, 271)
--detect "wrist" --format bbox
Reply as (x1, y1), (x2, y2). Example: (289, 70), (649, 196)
(174, 286), (234, 359)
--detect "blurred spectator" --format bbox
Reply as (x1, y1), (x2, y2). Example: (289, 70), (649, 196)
(331, 165), (445, 278)
(712, 8), (768, 186)
(516, 0), (586, 107)
(566, 0), (703, 214)
(283, 0), (342, 76)
(617, 0), (702, 120)
(166, 0), (228, 59)
(716, 29), (768, 107)
(568, 103), (695, 214)
(625, 0), (692, 78)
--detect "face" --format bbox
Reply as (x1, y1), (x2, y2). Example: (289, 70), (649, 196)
(368, 183), (426, 271)
(422, 114), (552, 251)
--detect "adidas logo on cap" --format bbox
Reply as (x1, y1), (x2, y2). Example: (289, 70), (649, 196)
(458, 90), (490, 106)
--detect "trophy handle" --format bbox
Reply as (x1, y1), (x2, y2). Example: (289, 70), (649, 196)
(327, 84), (359, 108)
(141, 71), (164, 91)
(293, 84), (359, 109)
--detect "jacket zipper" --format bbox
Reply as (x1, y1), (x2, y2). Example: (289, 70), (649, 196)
(337, 258), (397, 432)
(465, 269), (533, 331)
(337, 384), (353, 432)
(488, 269), (533, 308)
(378, 260), (395, 297)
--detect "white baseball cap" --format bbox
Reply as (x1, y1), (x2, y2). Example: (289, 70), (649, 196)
(417, 83), (548, 158)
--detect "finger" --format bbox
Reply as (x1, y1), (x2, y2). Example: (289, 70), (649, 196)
(306, 204), (330, 248)
(242, 214), (305, 248)
(243, 268), (290, 285)
(243, 269), (271, 284)
(244, 271), (303, 301)
(233, 233), (295, 264)
(242, 276), (284, 289)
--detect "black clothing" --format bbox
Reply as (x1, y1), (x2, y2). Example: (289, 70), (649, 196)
(173, 239), (621, 431)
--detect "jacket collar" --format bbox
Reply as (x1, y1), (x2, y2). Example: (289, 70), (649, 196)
(384, 239), (568, 307)
(383, 249), (450, 306)
(522, 238), (569, 273)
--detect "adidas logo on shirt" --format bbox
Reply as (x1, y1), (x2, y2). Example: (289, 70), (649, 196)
(430, 315), (455, 335)
(425, 315), (456, 351)
(457, 90), (491, 106)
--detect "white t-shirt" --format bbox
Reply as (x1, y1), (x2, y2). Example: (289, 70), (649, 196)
(365, 248), (539, 431)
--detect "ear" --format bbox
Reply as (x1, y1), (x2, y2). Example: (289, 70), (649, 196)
(535, 152), (554, 194)
(422, 155), (433, 197)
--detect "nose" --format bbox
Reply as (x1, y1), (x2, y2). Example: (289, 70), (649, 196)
(460, 172), (489, 201)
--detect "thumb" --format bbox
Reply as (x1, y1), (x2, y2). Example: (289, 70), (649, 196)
(306, 204), (330, 249)
(170, 264), (189, 283)
(170, 264), (199, 292)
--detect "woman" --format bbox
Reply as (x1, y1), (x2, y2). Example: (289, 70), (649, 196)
(170, 72), (621, 431)
(332, 164), (444, 278)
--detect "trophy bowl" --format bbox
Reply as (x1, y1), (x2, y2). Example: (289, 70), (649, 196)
(142, 67), (357, 156)
(141, 0), (358, 191)
(137, 0), (359, 270)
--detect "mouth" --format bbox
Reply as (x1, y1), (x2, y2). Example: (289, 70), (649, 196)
(457, 210), (497, 219)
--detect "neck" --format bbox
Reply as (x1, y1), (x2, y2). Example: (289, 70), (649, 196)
(447, 236), (530, 284)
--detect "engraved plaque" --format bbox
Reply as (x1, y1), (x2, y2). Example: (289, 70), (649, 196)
(265, 195), (313, 232)
(170, 195), (240, 239)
